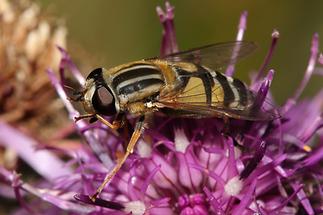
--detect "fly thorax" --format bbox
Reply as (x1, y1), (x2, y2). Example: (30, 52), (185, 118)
(111, 64), (165, 104)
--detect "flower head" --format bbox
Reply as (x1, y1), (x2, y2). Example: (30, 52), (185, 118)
(0, 0), (67, 135)
(0, 1), (323, 215)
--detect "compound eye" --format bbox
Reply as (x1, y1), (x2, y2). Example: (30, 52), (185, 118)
(87, 68), (103, 80)
(92, 87), (117, 116)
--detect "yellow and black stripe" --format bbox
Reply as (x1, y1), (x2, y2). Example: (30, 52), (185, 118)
(110, 64), (165, 103)
(173, 64), (251, 110)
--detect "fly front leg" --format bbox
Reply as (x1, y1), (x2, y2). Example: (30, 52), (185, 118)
(90, 115), (146, 201)
(74, 113), (96, 122)
(95, 114), (124, 130)
(75, 113), (126, 138)
(75, 112), (125, 130)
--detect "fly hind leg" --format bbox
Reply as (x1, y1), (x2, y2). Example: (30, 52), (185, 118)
(90, 115), (146, 201)
(221, 116), (245, 151)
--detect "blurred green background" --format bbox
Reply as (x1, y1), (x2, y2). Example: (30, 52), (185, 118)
(39, 0), (322, 104)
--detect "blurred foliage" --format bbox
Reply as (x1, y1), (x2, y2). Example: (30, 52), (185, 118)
(38, 0), (323, 103)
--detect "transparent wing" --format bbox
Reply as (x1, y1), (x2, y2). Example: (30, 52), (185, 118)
(161, 41), (257, 70)
(157, 78), (279, 121)
(158, 98), (279, 121)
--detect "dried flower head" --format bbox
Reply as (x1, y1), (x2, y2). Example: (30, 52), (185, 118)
(0, 2), (322, 215)
(0, 0), (67, 136)
(0, 0), (70, 212)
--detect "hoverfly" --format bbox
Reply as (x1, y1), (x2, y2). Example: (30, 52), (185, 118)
(75, 41), (275, 200)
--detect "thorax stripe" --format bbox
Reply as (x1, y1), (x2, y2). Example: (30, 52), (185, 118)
(116, 74), (163, 90)
(118, 78), (164, 95)
(112, 65), (162, 89)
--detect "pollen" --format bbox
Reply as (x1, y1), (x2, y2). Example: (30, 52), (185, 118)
(224, 176), (243, 196)
(124, 201), (146, 215)
(303, 145), (312, 152)
(174, 128), (190, 153)
(137, 139), (152, 158)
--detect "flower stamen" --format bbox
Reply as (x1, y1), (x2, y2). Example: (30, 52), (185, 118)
(255, 30), (279, 82)
(283, 33), (319, 112)
(226, 11), (248, 76)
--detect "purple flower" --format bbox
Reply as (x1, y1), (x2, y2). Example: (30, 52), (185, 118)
(1, 2), (323, 215)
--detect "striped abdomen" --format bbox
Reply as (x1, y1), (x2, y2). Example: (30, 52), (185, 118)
(174, 65), (253, 110)
(110, 63), (165, 105)
(213, 71), (251, 108)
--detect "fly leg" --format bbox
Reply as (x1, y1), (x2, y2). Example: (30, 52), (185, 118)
(75, 113), (96, 122)
(90, 115), (145, 201)
(74, 113), (122, 130)
(76, 113), (126, 139)
(221, 117), (246, 152)
(95, 114), (123, 130)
